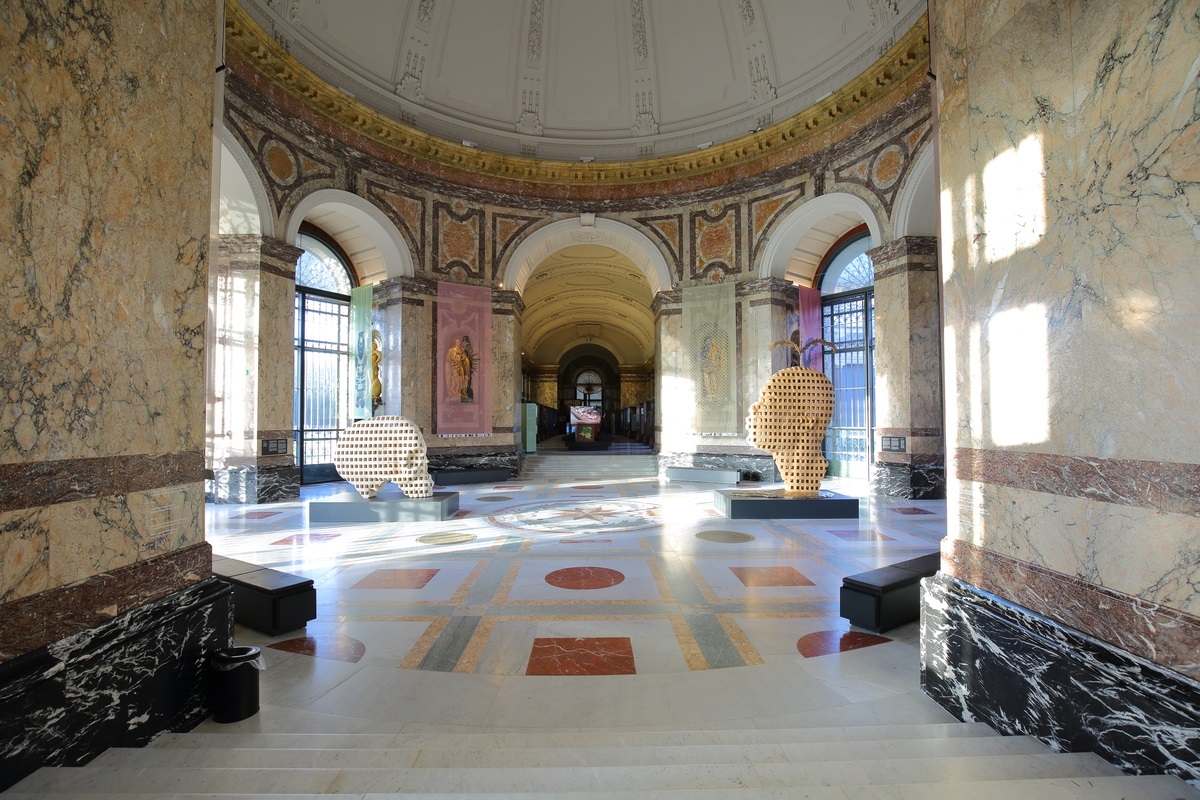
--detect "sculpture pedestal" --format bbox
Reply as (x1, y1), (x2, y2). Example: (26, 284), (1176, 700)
(714, 488), (859, 520)
(310, 489), (459, 524)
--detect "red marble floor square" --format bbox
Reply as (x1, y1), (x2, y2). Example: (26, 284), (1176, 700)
(729, 566), (815, 587)
(452, 510), (471, 519)
(797, 629), (891, 657)
(892, 507), (935, 515)
(526, 637), (636, 676)
(827, 529), (895, 542)
(232, 511), (281, 520)
(351, 568), (440, 590)
(271, 533), (341, 545)
(269, 634), (366, 663)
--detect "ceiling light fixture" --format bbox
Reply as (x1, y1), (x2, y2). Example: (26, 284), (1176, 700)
(462, 139), (477, 147)
(696, 142), (713, 149)
(579, 156), (595, 163)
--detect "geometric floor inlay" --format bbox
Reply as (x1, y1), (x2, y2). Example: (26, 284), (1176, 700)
(268, 634), (367, 663)
(696, 530), (756, 544)
(827, 529), (894, 542)
(729, 566), (814, 587)
(416, 531), (478, 545)
(526, 637), (636, 675)
(545, 566), (626, 590)
(476, 495), (514, 502)
(271, 532), (342, 545)
(892, 507), (936, 515)
(490, 499), (662, 534)
(233, 510), (282, 520)
(796, 629), (891, 658)
(352, 568), (440, 589)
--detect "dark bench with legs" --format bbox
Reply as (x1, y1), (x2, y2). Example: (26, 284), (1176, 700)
(839, 552), (940, 633)
(212, 555), (316, 636)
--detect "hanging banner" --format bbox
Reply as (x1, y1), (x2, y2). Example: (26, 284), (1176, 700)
(350, 285), (373, 419)
(796, 285), (824, 372)
(684, 281), (737, 434)
(436, 282), (493, 435)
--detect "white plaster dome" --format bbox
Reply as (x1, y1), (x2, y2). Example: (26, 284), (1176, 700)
(238, 0), (925, 161)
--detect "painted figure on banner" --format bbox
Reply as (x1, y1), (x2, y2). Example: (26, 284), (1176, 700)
(446, 335), (477, 403)
(700, 333), (727, 398)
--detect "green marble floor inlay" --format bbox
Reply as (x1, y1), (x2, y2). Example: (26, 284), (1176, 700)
(696, 529), (756, 544)
(417, 531), (478, 545)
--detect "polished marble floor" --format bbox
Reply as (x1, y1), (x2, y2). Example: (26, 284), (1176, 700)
(206, 472), (951, 731)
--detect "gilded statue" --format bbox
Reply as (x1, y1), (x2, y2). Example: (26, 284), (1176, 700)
(745, 339), (837, 496)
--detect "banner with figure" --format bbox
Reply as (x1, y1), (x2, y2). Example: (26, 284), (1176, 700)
(436, 282), (492, 435)
(684, 281), (737, 433)
(350, 285), (373, 419)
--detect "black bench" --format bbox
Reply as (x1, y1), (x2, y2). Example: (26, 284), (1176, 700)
(839, 552), (940, 633)
(212, 555), (316, 636)
(429, 467), (512, 485)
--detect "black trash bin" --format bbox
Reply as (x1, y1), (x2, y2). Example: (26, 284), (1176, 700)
(208, 645), (264, 723)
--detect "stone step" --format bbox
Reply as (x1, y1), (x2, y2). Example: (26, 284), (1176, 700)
(9, 752), (1127, 794)
(149, 721), (1003, 750)
(18, 778), (1200, 800)
(96, 734), (1051, 769)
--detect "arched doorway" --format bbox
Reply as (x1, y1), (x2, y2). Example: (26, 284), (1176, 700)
(508, 219), (660, 450)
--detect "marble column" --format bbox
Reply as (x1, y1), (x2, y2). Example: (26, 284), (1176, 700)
(0, 1), (230, 789)
(868, 236), (945, 499)
(926, 0), (1200, 786)
(206, 236), (301, 503)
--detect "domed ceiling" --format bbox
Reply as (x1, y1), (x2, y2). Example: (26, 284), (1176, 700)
(238, 0), (925, 161)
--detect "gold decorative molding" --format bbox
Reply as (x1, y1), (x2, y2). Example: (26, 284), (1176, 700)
(225, 0), (929, 190)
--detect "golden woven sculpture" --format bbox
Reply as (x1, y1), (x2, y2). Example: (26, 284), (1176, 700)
(745, 340), (836, 497)
(333, 416), (434, 499)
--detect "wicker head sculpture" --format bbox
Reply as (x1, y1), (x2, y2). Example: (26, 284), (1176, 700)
(745, 339), (837, 497)
(333, 416), (435, 499)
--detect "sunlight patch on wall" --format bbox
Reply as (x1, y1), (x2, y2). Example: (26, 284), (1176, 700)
(982, 135), (1046, 262)
(660, 374), (698, 453)
(988, 304), (1050, 447)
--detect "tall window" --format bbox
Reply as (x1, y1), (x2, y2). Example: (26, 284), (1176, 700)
(818, 232), (875, 479)
(294, 232), (355, 483)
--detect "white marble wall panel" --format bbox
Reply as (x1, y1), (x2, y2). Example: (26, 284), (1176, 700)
(937, 0), (1200, 658)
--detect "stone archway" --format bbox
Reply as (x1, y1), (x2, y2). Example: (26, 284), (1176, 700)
(757, 192), (883, 282)
(502, 216), (672, 296)
(284, 188), (414, 283)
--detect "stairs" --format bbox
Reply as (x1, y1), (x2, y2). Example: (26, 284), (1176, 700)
(11, 711), (1199, 797)
(521, 453), (659, 481)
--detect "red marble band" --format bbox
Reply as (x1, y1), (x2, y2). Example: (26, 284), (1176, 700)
(954, 447), (1200, 516)
(943, 539), (1199, 680)
(0, 452), (205, 513)
(0, 542), (213, 663)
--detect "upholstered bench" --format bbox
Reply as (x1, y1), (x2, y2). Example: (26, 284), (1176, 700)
(429, 468), (512, 485)
(212, 555), (316, 636)
(839, 552), (941, 633)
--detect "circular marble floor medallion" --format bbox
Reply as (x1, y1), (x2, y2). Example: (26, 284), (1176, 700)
(696, 529), (756, 544)
(544, 566), (626, 590)
(489, 499), (662, 534)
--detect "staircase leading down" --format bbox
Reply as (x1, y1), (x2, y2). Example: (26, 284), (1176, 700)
(10, 703), (1199, 798)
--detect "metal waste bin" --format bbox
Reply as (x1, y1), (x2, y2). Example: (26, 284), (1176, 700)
(208, 645), (265, 723)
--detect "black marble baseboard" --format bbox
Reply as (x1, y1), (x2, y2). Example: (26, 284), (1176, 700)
(873, 461), (945, 499)
(426, 452), (520, 478)
(658, 452), (779, 483)
(0, 578), (233, 791)
(206, 465), (299, 504)
(921, 573), (1200, 788)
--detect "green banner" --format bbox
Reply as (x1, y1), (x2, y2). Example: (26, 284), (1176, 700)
(350, 285), (373, 419)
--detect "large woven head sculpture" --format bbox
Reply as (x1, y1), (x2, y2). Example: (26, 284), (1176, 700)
(745, 340), (836, 496)
(333, 416), (434, 499)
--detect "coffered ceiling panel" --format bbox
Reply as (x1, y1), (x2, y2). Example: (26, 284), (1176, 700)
(544, 2), (630, 131)
(429, 0), (524, 118)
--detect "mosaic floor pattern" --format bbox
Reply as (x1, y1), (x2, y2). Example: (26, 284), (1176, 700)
(208, 475), (946, 679)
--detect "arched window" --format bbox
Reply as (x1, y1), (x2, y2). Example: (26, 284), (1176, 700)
(294, 230), (357, 483)
(815, 229), (876, 480)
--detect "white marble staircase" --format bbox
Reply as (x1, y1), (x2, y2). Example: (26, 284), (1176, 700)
(11, 707), (1199, 798)
(520, 453), (659, 481)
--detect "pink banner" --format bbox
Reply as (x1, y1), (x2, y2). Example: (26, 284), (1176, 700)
(797, 285), (824, 372)
(436, 282), (493, 435)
